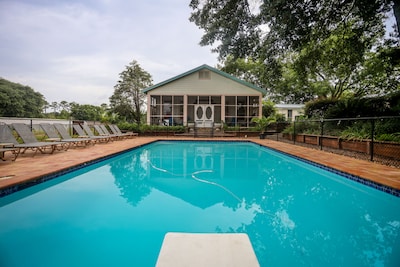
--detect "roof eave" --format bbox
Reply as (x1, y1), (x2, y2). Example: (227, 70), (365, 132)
(142, 64), (267, 95)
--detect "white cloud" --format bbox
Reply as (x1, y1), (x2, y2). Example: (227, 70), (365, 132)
(0, 0), (218, 105)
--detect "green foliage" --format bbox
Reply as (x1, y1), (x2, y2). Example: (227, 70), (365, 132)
(350, 46), (400, 97)
(190, 1), (399, 103)
(305, 91), (400, 119)
(189, 0), (395, 59)
(0, 78), (46, 117)
(218, 57), (270, 90)
(340, 123), (372, 141)
(376, 133), (400, 142)
(110, 60), (152, 124)
(139, 124), (185, 133)
(117, 122), (140, 132)
(116, 122), (185, 134)
(282, 120), (320, 135)
(251, 116), (276, 133)
(274, 113), (286, 123)
(305, 99), (338, 118)
(261, 100), (276, 118)
(70, 104), (103, 121)
(375, 118), (400, 136)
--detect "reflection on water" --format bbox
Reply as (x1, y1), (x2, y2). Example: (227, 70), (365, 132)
(108, 141), (400, 267)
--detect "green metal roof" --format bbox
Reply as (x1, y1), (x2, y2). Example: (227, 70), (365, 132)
(142, 64), (267, 95)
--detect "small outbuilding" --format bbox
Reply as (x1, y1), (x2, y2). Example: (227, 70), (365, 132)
(143, 64), (267, 128)
(275, 104), (305, 121)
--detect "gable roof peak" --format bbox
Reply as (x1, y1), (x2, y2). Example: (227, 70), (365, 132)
(143, 64), (267, 95)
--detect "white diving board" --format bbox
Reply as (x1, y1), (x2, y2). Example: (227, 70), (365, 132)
(156, 232), (260, 267)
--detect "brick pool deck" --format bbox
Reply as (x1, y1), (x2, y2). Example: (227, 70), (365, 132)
(1, 137), (399, 196)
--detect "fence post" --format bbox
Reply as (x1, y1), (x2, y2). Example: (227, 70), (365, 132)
(370, 119), (375, 161)
(320, 119), (324, 150)
(293, 121), (296, 144)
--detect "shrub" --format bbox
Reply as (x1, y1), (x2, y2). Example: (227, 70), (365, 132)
(139, 125), (185, 133)
(339, 122), (371, 140)
(376, 133), (400, 142)
(117, 122), (140, 132)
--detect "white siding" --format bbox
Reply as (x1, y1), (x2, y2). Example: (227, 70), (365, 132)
(148, 71), (261, 96)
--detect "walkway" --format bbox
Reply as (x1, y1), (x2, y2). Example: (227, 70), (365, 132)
(1, 137), (399, 196)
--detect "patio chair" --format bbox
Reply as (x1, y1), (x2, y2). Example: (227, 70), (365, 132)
(1, 124), (54, 157)
(73, 124), (110, 143)
(0, 125), (21, 161)
(12, 123), (68, 155)
(41, 123), (93, 148)
(54, 123), (95, 147)
(95, 124), (120, 140)
(109, 124), (138, 138)
(107, 125), (131, 139)
(0, 146), (20, 161)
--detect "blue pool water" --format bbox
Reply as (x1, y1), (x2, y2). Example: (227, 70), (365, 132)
(0, 141), (399, 266)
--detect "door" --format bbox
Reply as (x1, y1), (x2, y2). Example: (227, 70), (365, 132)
(195, 105), (214, 127)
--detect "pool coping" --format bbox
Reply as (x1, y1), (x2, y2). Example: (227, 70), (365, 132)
(0, 138), (399, 198)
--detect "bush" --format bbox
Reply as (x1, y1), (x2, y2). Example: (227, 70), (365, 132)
(304, 99), (338, 118)
(339, 122), (371, 140)
(305, 91), (400, 119)
(282, 120), (320, 135)
(376, 133), (400, 142)
(117, 122), (140, 132)
(375, 118), (400, 136)
(139, 125), (185, 133)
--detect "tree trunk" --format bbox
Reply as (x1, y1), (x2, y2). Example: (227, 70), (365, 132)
(394, 0), (400, 38)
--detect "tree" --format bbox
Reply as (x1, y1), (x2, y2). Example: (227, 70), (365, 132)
(218, 56), (267, 88)
(110, 60), (152, 124)
(0, 78), (46, 117)
(70, 104), (103, 121)
(349, 44), (400, 96)
(215, 10), (398, 102)
(189, 0), (398, 61)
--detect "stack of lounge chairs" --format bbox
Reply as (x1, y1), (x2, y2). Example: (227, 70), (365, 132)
(0, 123), (67, 160)
(0, 122), (138, 161)
(41, 123), (95, 148)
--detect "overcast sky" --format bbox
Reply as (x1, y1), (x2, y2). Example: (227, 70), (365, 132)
(0, 0), (219, 106)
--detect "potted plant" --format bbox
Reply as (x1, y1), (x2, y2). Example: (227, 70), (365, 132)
(251, 116), (276, 139)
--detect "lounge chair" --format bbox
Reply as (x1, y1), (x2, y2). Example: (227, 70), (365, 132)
(73, 124), (110, 143)
(0, 146), (20, 161)
(41, 123), (93, 148)
(54, 123), (95, 147)
(106, 125), (129, 139)
(12, 123), (68, 155)
(94, 125), (120, 140)
(0, 125), (21, 161)
(109, 124), (138, 138)
(1, 124), (56, 157)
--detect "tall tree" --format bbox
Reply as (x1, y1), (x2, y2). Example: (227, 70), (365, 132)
(189, 0), (398, 61)
(0, 78), (46, 117)
(110, 60), (152, 124)
(194, 1), (399, 102)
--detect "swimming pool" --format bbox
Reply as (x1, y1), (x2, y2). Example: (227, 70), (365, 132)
(0, 141), (399, 266)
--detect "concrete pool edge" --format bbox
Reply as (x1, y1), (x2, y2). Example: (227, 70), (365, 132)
(0, 138), (399, 198)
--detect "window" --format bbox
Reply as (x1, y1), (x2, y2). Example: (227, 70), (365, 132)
(149, 95), (184, 126)
(198, 70), (211, 80)
(287, 110), (293, 121)
(224, 96), (259, 127)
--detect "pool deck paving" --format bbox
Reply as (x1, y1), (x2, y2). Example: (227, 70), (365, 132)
(0, 137), (399, 195)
